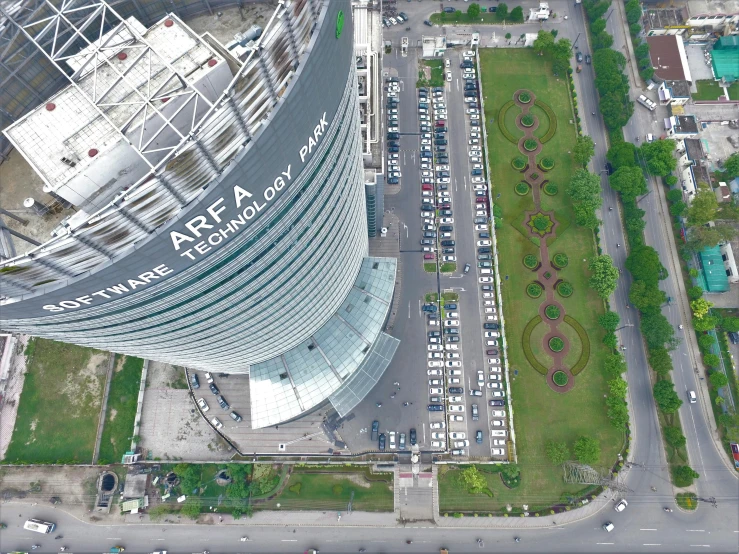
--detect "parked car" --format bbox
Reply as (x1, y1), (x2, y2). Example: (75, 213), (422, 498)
(614, 499), (628, 512)
(379, 433), (386, 451)
(230, 411), (243, 422)
(211, 417), (223, 429)
(209, 383), (220, 395)
(197, 398), (209, 412)
(371, 420), (379, 441)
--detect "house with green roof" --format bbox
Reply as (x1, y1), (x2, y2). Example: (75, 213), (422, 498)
(698, 245), (730, 292)
(711, 36), (739, 84)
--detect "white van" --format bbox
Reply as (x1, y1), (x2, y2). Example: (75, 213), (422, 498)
(490, 430), (508, 437)
(479, 268), (492, 274)
(24, 519), (56, 533)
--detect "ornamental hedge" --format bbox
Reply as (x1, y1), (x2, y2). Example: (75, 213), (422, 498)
(535, 99), (558, 143)
(553, 371), (569, 387)
(556, 280), (573, 297)
(543, 182), (559, 196)
(523, 138), (538, 151)
(522, 316), (548, 375)
(526, 282), (543, 298)
(515, 182), (530, 195)
(523, 254), (539, 269)
(512, 156), (527, 170)
(552, 253), (569, 269)
(497, 100), (518, 144)
(565, 315), (590, 375)
(545, 304), (561, 320)
(549, 337), (565, 352)
(539, 157), (555, 171)
(521, 114), (534, 127)
(518, 91), (532, 103)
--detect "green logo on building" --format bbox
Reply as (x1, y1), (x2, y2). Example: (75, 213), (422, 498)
(336, 10), (344, 39)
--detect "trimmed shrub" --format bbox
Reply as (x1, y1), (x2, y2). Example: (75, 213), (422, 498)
(675, 492), (697, 511)
(523, 138), (538, 151)
(540, 157), (555, 170)
(552, 253), (569, 269)
(536, 99), (558, 143)
(553, 371), (569, 386)
(557, 281), (573, 297)
(527, 282), (543, 298)
(565, 315), (590, 375)
(543, 182), (558, 195)
(545, 305), (561, 320)
(521, 114), (535, 127)
(523, 254), (539, 269)
(518, 91), (532, 103)
(522, 316), (548, 375)
(515, 182), (530, 195)
(497, 100), (518, 144)
(549, 337), (565, 352)
(512, 156), (527, 170)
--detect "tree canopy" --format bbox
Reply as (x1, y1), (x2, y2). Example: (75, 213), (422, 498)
(509, 6), (524, 21)
(545, 440), (570, 465)
(640, 139), (677, 176)
(723, 152), (739, 179)
(568, 169), (602, 228)
(573, 135), (596, 167)
(687, 183), (719, 227)
(626, 244), (667, 286)
(573, 436), (601, 465)
(460, 465), (488, 493)
(641, 311), (676, 350)
(467, 3), (481, 18)
(607, 141), (637, 169)
(588, 255), (619, 299)
(653, 380), (682, 414)
(609, 166), (647, 201)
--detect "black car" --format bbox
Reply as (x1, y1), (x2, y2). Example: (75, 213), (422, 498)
(422, 203), (435, 211)
(478, 246), (491, 254)
(419, 102), (429, 109)
(420, 151), (432, 158)
(434, 133), (445, 140)
(436, 126), (447, 133)
(449, 387), (464, 394)
(576, 51), (583, 63)
(479, 232), (490, 239)
(230, 411), (243, 422)
(472, 404), (479, 421)
(209, 383), (220, 395)
(490, 5), (497, 12)
(428, 404), (444, 411)
(420, 239), (433, 245)
(433, 87), (444, 93)
(460, 60), (473, 68)
(435, 139), (448, 146)
(439, 225), (453, 232)
(465, 84), (478, 91)
(388, 141), (399, 147)
(474, 217), (487, 224)
(371, 420), (379, 441)
(444, 6), (455, 13)
(478, 254), (492, 260)
(410, 428), (417, 445)
(191, 373), (200, 389)
(444, 327), (459, 335)
(585, 54), (592, 64)
(464, 91), (477, 97)
(438, 184), (449, 191)
(481, 285), (493, 291)
(605, 162), (615, 175)
(387, 177), (399, 184)
(476, 430), (483, 444)
(729, 331), (739, 344)
(388, 146), (399, 153)
(437, 171), (450, 178)
(489, 399), (505, 407)
(428, 330), (441, 337)
(379, 433), (386, 451)
(387, 132), (399, 140)
(470, 120), (480, 127)
(441, 240), (455, 246)
(442, 247), (455, 254)
(484, 323), (499, 330)
(439, 209), (452, 216)
(217, 395), (230, 410)
(423, 231), (436, 239)
(444, 303), (457, 310)
(422, 304), (438, 313)
(447, 336), (460, 342)
(486, 349), (499, 355)
(399, 12), (408, 20)
(424, 19), (433, 26)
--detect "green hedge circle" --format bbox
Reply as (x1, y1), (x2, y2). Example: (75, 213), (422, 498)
(512, 156), (527, 170)
(521, 114), (534, 127)
(543, 182), (558, 196)
(552, 371), (569, 387)
(556, 281), (573, 297)
(549, 337), (565, 352)
(526, 282), (543, 298)
(552, 253), (569, 269)
(523, 139), (538, 151)
(523, 254), (539, 269)
(545, 304), (561, 320)
(497, 100), (518, 144)
(535, 99), (558, 143)
(515, 182), (530, 195)
(540, 157), (555, 170)
(518, 91), (531, 103)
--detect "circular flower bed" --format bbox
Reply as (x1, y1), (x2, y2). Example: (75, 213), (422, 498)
(518, 91), (532, 103)
(523, 254), (539, 269)
(526, 282), (543, 298)
(543, 182), (558, 196)
(521, 114), (534, 127)
(552, 371), (569, 387)
(512, 156), (527, 170)
(515, 182), (529, 195)
(523, 138), (538, 151)
(545, 304), (561, 320)
(539, 157), (555, 171)
(527, 212), (554, 237)
(552, 253), (569, 269)
(549, 337), (565, 352)
(556, 281), (573, 298)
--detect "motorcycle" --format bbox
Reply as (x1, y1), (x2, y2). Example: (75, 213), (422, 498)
(514, 537), (521, 543)
(664, 507), (673, 513)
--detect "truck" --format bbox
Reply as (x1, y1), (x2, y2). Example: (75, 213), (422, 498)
(637, 94), (657, 111)
(23, 519), (55, 533)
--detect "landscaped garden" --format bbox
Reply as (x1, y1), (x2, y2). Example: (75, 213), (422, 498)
(437, 48), (622, 514)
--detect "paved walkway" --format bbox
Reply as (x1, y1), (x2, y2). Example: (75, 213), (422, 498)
(91, 353), (115, 464)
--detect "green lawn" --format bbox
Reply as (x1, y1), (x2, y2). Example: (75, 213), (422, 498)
(259, 469), (393, 511)
(436, 49), (623, 511)
(418, 59), (444, 88)
(429, 12), (514, 26)
(693, 80), (739, 101)
(5, 338), (106, 463)
(97, 355), (143, 464)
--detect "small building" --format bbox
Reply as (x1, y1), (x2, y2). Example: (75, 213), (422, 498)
(698, 245), (730, 293)
(421, 35), (446, 58)
(529, 2), (551, 21)
(647, 35), (693, 83)
(720, 243), (738, 284)
(121, 497), (148, 514)
(122, 473), (148, 499)
(665, 114), (699, 137)
(711, 36), (739, 84)
(716, 182), (732, 202)
(658, 80), (691, 106)
(677, 138), (708, 199)
(644, 8), (738, 40)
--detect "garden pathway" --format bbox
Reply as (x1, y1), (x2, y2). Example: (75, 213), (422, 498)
(513, 90), (574, 393)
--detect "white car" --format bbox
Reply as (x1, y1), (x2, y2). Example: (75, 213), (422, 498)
(464, 96), (477, 103)
(431, 432), (445, 440)
(446, 361), (462, 368)
(472, 163), (482, 170)
(431, 441), (446, 448)
(486, 340), (498, 347)
(473, 184), (487, 191)
(475, 224), (487, 231)
(437, 192), (451, 199)
(466, 108), (479, 115)
(436, 165), (450, 171)
(449, 377), (461, 384)
(450, 415), (464, 422)
(445, 59), (451, 68)
(446, 353), (460, 359)
(421, 171), (433, 178)
(445, 343), (459, 351)
(443, 255), (456, 262)
(197, 398), (210, 412)
(469, 151), (480, 158)
(438, 177), (451, 184)
(484, 332), (498, 338)
(477, 240), (492, 247)
(487, 382), (502, 390)
(389, 153), (399, 159)
(429, 379), (442, 386)
(449, 396), (463, 403)
(387, 91), (398, 98)
(428, 319), (439, 326)
(421, 162), (431, 169)
(614, 499), (628, 512)
(449, 432), (466, 440)
(205, 372), (214, 383)
(491, 448), (506, 456)
(469, 139), (480, 146)
(489, 366), (502, 373)
(430, 421), (446, 429)
(488, 358), (501, 364)
(470, 114), (480, 120)
(427, 344), (442, 351)
(492, 439), (506, 446)
(428, 352), (443, 359)
(448, 370), (462, 376)
(491, 390), (505, 398)
(482, 292), (494, 299)
(491, 420), (506, 428)
(427, 369), (443, 376)
(418, 108), (428, 115)
(486, 314), (498, 321)
(421, 139), (431, 146)
(479, 276), (493, 283)
(428, 360), (443, 368)
(421, 211), (433, 218)
(445, 319), (460, 327)
(451, 449), (466, 456)
(491, 410), (506, 418)
(464, 50), (474, 57)
(422, 190), (432, 197)
(440, 217), (454, 224)
(389, 431), (397, 449)
(389, 114), (399, 121)
(471, 156), (481, 163)
(430, 387), (443, 395)
(419, 114), (430, 121)
(211, 416), (223, 429)
(470, 132), (480, 139)
(484, 301), (496, 307)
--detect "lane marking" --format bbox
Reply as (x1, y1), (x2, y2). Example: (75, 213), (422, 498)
(281, 539), (298, 542)
(686, 530), (705, 532)
(640, 528), (657, 531)
(643, 544), (662, 546)
(596, 543), (614, 545)
(689, 546), (710, 548)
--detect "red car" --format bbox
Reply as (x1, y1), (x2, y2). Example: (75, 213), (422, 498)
(435, 120), (446, 127)
(422, 184), (433, 191)
(424, 253), (435, 260)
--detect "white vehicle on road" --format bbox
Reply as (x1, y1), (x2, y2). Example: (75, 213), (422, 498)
(449, 432), (466, 440)
(428, 352), (443, 359)
(479, 276), (493, 283)
(440, 217), (454, 224)
(436, 165), (450, 171)
(491, 448), (505, 456)
(427, 369), (443, 376)
(427, 344), (442, 351)
(431, 440), (446, 448)
(430, 387), (443, 395)
(488, 357), (501, 364)
(431, 432), (445, 440)
(482, 293), (494, 299)
(470, 156), (481, 163)
(389, 431), (397, 449)
(445, 343), (459, 350)
(449, 396), (463, 403)
(491, 410), (506, 418)
(477, 240), (492, 246)
(490, 390), (505, 398)
(443, 255), (456, 262)
(454, 440), (470, 448)
(197, 398), (210, 412)
(446, 353), (461, 359)
(473, 184), (487, 191)
(445, 319), (460, 327)
(448, 369), (462, 375)
(449, 377), (461, 384)
(446, 360), (462, 367)
(614, 499), (628, 512)
(430, 421), (446, 429)
(428, 361), (444, 368)
(429, 379), (442, 386)
(450, 415), (464, 422)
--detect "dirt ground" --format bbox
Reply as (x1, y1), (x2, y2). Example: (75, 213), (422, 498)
(0, 336), (29, 460)
(185, 2), (277, 44)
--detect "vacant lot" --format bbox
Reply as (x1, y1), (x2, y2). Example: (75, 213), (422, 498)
(4, 338), (107, 463)
(435, 49), (623, 511)
(98, 355), (143, 464)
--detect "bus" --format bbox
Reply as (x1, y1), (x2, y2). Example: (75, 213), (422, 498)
(23, 518), (55, 533)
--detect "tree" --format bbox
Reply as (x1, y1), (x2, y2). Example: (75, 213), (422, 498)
(599, 311), (620, 332)
(585, 0), (610, 22)
(604, 352), (627, 380)
(648, 347), (673, 376)
(593, 31), (614, 50)
(533, 29), (555, 54)
(687, 183), (719, 226)
(626, 245), (667, 286)
(722, 317), (739, 332)
(573, 135), (595, 166)
(174, 463), (202, 495)
(591, 18), (607, 35)
(607, 141), (637, 169)
(690, 298), (713, 319)
(687, 224), (737, 251)
(609, 166), (647, 201)
(573, 436), (601, 465)
(698, 333), (716, 350)
(608, 377), (628, 398)
(703, 353), (720, 367)
(546, 440), (569, 465)
(600, 91), (633, 130)
(629, 280), (666, 314)
(509, 6), (524, 22)
(588, 255), (619, 299)
(710, 371), (728, 389)
(460, 465), (488, 493)
(606, 395), (629, 427)
(641, 312), (676, 350)
(455, 10), (462, 18)
(640, 139), (677, 177)
(672, 465), (699, 487)
(501, 463), (520, 482)
(664, 425), (686, 449)
(625, 0), (642, 25)
(496, 3), (508, 19)
(180, 499), (202, 519)
(653, 380), (682, 414)
(568, 169), (601, 205)
(505, 32), (512, 39)
(467, 3), (481, 19)
(693, 315), (718, 332)
(669, 200), (687, 217)
(723, 152), (739, 179)
(635, 42), (650, 60)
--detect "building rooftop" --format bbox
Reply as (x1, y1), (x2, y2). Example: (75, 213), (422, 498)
(122, 473), (148, 499)
(699, 245), (730, 292)
(684, 138), (705, 161)
(675, 115), (700, 134)
(712, 36), (739, 83)
(647, 35), (692, 82)
(665, 80), (692, 98)
(644, 8), (687, 31)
